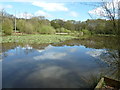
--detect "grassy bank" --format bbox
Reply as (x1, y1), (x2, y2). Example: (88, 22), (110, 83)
(1, 34), (76, 44)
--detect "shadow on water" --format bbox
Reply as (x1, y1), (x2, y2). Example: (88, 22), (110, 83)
(1, 36), (120, 88)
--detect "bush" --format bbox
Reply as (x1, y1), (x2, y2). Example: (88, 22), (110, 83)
(2, 18), (13, 35)
(38, 25), (56, 34)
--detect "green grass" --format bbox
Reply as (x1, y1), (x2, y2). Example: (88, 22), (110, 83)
(1, 34), (76, 44)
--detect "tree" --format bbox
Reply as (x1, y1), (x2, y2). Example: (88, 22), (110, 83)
(17, 19), (34, 34)
(38, 25), (56, 34)
(17, 19), (26, 33)
(51, 19), (61, 29)
(75, 21), (82, 31)
(2, 18), (13, 35)
(101, 0), (119, 35)
(23, 22), (34, 34)
(89, 0), (119, 35)
(64, 20), (75, 31)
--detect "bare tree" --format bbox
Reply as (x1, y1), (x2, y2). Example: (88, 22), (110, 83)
(0, 9), (5, 35)
(101, 0), (118, 34)
(89, 0), (119, 35)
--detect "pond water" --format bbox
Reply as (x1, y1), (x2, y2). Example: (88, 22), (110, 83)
(2, 36), (120, 88)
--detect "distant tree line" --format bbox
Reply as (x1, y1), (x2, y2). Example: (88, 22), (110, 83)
(0, 10), (118, 36)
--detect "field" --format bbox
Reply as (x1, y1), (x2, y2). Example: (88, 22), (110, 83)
(1, 34), (76, 44)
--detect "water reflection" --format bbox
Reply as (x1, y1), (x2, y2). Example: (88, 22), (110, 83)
(86, 49), (108, 58)
(100, 49), (120, 80)
(2, 36), (120, 88)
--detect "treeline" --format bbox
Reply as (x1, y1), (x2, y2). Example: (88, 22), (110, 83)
(51, 19), (118, 35)
(1, 11), (118, 35)
(1, 12), (56, 35)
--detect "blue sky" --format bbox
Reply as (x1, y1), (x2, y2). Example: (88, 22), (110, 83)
(0, 2), (101, 21)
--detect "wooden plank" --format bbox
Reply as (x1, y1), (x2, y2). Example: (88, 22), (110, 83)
(56, 33), (68, 35)
(104, 76), (120, 89)
(95, 77), (120, 89)
(94, 77), (104, 89)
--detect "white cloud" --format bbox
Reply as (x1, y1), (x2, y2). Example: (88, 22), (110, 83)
(88, 0), (119, 17)
(0, 4), (13, 10)
(106, 0), (119, 9)
(16, 12), (33, 19)
(32, 1), (68, 11)
(5, 5), (13, 8)
(0, 0), (112, 2)
(88, 7), (106, 16)
(16, 10), (52, 19)
(69, 11), (79, 17)
(35, 10), (52, 17)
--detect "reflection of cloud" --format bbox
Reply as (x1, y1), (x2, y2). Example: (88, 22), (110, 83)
(36, 45), (53, 53)
(0, 61), (1, 89)
(86, 50), (107, 58)
(37, 50), (44, 53)
(39, 66), (69, 78)
(26, 65), (69, 80)
(45, 45), (53, 50)
(0, 53), (2, 61)
(7, 53), (14, 56)
(24, 65), (70, 88)
(69, 48), (77, 53)
(34, 45), (78, 60)
(33, 52), (67, 60)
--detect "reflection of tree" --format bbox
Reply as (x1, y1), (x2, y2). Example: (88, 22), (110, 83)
(100, 49), (120, 80)
(2, 36), (119, 52)
(23, 48), (33, 55)
(80, 73), (102, 88)
(30, 43), (49, 50)
(2, 43), (49, 57)
(2, 43), (18, 58)
(53, 36), (119, 50)
(22, 44), (49, 55)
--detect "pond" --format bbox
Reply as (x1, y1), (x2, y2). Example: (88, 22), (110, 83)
(2, 36), (120, 88)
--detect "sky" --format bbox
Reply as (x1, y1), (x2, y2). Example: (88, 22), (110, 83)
(0, 0), (119, 21)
